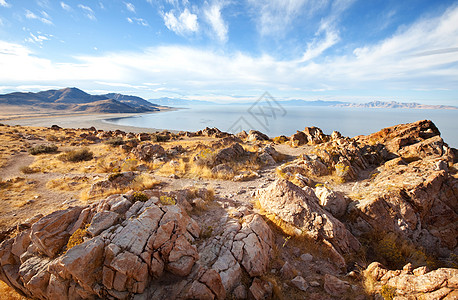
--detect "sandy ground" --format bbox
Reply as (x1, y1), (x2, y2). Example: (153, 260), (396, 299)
(0, 111), (174, 133)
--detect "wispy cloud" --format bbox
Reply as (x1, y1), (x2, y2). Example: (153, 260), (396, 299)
(25, 32), (51, 45)
(204, 1), (228, 43)
(125, 2), (135, 13)
(0, 0), (11, 8)
(127, 17), (149, 27)
(1, 4), (457, 101)
(25, 9), (53, 25)
(78, 4), (96, 21)
(247, 0), (327, 36)
(60, 2), (71, 11)
(163, 8), (198, 35)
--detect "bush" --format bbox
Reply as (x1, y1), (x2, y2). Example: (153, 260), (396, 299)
(28, 144), (58, 155)
(151, 134), (170, 142)
(132, 192), (149, 202)
(105, 137), (125, 147)
(20, 166), (40, 174)
(59, 148), (93, 162)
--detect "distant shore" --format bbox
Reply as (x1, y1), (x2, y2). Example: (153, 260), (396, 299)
(0, 110), (176, 133)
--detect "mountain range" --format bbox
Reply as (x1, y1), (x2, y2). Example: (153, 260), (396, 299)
(0, 88), (455, 114)
(0, 88), (162, 114)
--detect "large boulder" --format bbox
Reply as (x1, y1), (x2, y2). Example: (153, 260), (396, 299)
(131, 143), (166, 161)
(256, 179), (360, 267)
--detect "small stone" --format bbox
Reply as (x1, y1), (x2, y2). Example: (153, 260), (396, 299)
(291, 276), (309, 292)
(300, 253), (313, 262)
(233, 284), (247, 299)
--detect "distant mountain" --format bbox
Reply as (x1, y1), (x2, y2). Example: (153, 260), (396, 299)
(335, 100), (457, 110)
(0, 87), (162, 113)
(278, 99), (346, 106)
(148, 97), (216, 106)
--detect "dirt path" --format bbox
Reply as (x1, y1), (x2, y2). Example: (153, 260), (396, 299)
(0, 153), (35, 180)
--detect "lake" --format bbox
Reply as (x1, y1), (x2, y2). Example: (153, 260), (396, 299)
(104, 105), (458, 148)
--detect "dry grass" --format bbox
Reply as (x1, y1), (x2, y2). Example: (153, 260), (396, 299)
(0, 281), (25, 300)
(80, 173), (161, 201)
(46, 176), (91, 192)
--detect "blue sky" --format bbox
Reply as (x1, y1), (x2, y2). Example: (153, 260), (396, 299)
(0, 0), (457, 104)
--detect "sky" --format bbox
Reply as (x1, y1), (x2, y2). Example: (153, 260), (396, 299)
(0, 0), (457, 104)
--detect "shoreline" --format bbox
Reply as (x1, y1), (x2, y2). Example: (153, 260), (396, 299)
(0, 111), (176, 133)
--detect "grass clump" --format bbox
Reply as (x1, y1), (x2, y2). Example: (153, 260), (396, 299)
(273, 135), (289, 144)
(66, 224), (89, 252)
(20, 166), (40, 174)
(132, 191), (148, 202)
(105, 137), (124, 147)
(59, 148), (93, 162)
(160, 195), (176, 205)
(28, 144), (58, 155)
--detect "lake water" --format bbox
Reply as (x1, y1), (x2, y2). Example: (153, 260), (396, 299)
(104, 105), (458, 148)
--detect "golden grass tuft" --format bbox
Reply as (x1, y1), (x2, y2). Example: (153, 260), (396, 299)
(66, 224), (89, 252)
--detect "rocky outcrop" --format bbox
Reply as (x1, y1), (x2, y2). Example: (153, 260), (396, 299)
(0, 190), (277, 299)
(131, 143), (166, 161)
(290, 126), (329, 146)
(365, 262), (458, 299)
(256, 179), (360, 267)
(247, 130), (269, 142)
(213, 143), (248, 166)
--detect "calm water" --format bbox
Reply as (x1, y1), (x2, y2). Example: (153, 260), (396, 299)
(104, 105), (458, 148)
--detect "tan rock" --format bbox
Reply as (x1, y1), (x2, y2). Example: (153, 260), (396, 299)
(256, 179), (360, 259)
(30, 206), (83, 258)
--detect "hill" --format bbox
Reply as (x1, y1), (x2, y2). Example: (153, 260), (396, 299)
(0, 87), (162, 114)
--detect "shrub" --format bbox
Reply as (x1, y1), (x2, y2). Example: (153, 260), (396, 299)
(28, 144), (58, 155)
(151, 134), (170, 142)
(105, 137), (125, 147)
(132, 192), (148, 202)
(66, 224), (89, 252)
(20, 166), (40, 174)
(273, 135), (289, 144)
(59, 148), (93, 162)
(160, 195), (176, 205)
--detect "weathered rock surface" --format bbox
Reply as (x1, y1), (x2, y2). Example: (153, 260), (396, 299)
(256, 179), (360, 268)
(0, 189), (278, 299)
(247, 130), (269, 142)
(199, 214), (274, 292)
(365, 262), (458, 299)
(131, 143), (166, 161)
(315, 186), (348, 218)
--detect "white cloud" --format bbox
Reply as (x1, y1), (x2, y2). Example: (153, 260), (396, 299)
(1, 5), (457, 100)
(25, 32), (50, 45)
(0, 0), (10, 8)
(25, 9), (53, 25)
(134, 18), (148, 27)
(125, 2), (135, 13)
(60, 2), (71, 11)
(127, 17), (149, 27)
(163, 8), (198, 35)
(299, 22), (339, 62)
(78, 4), (96, 21)
(204, 1), (228, 42)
